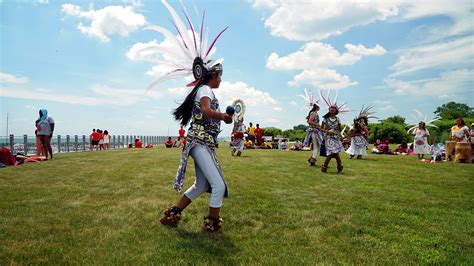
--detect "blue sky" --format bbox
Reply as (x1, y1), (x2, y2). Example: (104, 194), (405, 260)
(1, 0), (473, 137)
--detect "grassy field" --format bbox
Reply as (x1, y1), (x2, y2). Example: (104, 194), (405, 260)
(0, 146), (473, 264)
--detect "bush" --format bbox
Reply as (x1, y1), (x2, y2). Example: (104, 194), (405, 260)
(368, 122), (409, 144)
(283, 129), (307, 141)
(263, 127), (283, 137)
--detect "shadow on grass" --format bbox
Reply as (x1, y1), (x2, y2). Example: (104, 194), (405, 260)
(174, 228), (239, 264)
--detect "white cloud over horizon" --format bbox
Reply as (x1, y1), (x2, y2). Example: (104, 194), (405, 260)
(266, 42), (385, 89)
(385, 68), (474, 98)
(0, 72), (29, 84)
(0, 84), (163, 107)
(61, 3), (146, 42)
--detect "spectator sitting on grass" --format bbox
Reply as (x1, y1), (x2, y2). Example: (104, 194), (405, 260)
(290, 139), (303, 151)
(395, 142), (408, 155)
(259, 141), (271, 149)
(280, 139), (288, 150)
(244, 137), (254, 149)
(271, 137), (279, 149)
(135, 139), (143, 148)
(165, 137), (174, 148)
(430, 140), (445, 162)
(371, 139), (384, 154)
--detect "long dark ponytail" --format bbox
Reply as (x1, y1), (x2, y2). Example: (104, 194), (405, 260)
(173, 83), (202, 127)
(173, 64), (221, 126)
(306, 104), (319, 120)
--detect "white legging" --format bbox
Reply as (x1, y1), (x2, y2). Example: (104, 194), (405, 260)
(184, 145), (226, 208)
(236, 140), (244, 152)
(311, 133), (320, 159)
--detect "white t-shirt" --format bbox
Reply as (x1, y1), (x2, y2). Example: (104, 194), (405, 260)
(37, 117), (55, 135)
(195, 85), (215, 102)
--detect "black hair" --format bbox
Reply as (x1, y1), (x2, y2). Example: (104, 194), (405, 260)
(418, 122), (426, 130)
(104, 130), (108, 135)
(306, 104), (319, 120)
(323, 106), (339, 119)
(173, 68), (220, 127)
(457, 117), (466, 126)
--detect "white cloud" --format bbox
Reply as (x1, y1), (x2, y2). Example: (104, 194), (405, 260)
(62, 3), (146, 42)
(390, 35), (474, 77)
(345, 44), (386, 56)
(266, 42), (362, 70)
(289, 68), (358, 89)
(385, 68), (474, 98)
(0, 84), (163, 106)
(34, 0), (48, 5)
(372, 100), (396, 112)
(257, 1), (398, 41)
(251, 0), (281, 9)
(267, 42), (384, 89)
(0, 72), (29, 84)
(253, 0), (471, 42)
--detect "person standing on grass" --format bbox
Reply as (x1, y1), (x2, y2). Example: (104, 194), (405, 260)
(90, 129), (100, 151)
(231, 117), (245, 156)
(247, 122), (256, 145)
(36, 109), (55, 160)
(34, 128), (45, 157)
(103, 130), (110, 150)
(305, 103), (322, 166)
(412, 122), (430, 160)
(160, 62), (232, 233)
(179, 126), (185, 140)
(97, 129), (104, 151)
(320, 106), (344, 173)
(255, 124), (263, 145)
(449, 117), (469, 142)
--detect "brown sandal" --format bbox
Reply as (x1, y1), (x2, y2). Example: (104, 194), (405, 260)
(203, 215), (224, 233)
(160, 206), (182, 227)
(337, 165), (343, 173)
(321, 165), (328, 173)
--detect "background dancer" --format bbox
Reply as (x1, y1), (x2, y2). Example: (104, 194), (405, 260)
(346, 106), (376, 159)
(319, 90), (350, 173)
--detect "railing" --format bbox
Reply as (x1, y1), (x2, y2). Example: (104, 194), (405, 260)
(0, 135), (178, 155)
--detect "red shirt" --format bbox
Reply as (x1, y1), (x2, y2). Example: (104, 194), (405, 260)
(135, 141), (143, 148)
(90, 132), (100, 141)
(179, 129), (185, 138)
(256, 128), (263, 138)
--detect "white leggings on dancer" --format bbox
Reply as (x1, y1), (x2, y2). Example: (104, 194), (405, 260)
(184, 145), (226, 208)
(236, 140), (244, 152)
(311, 134), (320, 159)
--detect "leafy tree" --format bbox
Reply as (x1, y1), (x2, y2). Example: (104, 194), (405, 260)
(283, 129), (306, 141)
(368, 122), (409, 144)
(434, 102), (474, 120)
(381, 115), (406, 125)
(293, 124), (308, 131)
(262, 127), (283, 137)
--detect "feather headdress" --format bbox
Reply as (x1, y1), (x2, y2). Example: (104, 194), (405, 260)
(406, 109), (440, 134)
(138, 0), (228, 91)
(319, 89), (350, 113)
(354, 105), (377, 126)
(298, 88), (319, 108)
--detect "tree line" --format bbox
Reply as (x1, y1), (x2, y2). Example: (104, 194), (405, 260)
(263, 102), (474, 144)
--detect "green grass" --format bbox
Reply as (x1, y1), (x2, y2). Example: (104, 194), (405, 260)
(1, 146), (473, 264)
